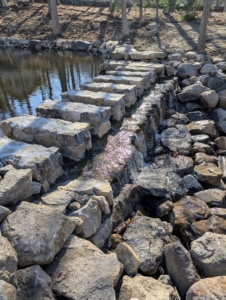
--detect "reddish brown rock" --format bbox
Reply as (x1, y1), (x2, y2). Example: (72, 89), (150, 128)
(175, 196), (209, 220)
(193, 163), (223, 186)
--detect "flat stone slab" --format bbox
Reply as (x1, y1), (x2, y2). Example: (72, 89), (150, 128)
(93, 75), (144, 96)
(1, 115), (91, 161)
(61, 90), (125, 121)
(80, 82), (137, 107)
(107, 60), (164, 74)
(129, 50), (167, 60)
(106, 70), (155, 89)
(36, 100), (111, 138)
(0, 137), (63, 184)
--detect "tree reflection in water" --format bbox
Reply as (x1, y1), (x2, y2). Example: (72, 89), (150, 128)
(0, 48), (101, 121)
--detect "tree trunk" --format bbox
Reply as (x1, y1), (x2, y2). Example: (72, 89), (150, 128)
(50, 0), (61, 36)
(156, 0), (159, 21)
(121, 0), (129, 36)
(0, 0), (8, 7)
(57, 0), (61, 5)
(48, 0), (51, 16)
(224, 0), (226, 11)
(197, 0), (211, 51)
(139, 0), (142, 19)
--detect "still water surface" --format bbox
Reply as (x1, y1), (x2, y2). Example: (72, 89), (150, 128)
(0, 48), (102, 121)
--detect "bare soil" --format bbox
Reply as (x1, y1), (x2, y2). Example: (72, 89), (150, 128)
(0, 4), (226, 56)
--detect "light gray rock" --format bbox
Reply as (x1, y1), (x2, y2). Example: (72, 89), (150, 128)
(0, 236), (18, 286)
(187, 120), (217, 138)
(200, 63), (218, 74)
(90, 216), (113, 248)
(216, 61), (226, 71)
(186, 276), (226, 300)
(158, 275), (174, 287)
(194, 189), (226, 207)
(70, 198), (102, 238)
(0, 280), (16, 300)
(218, 89), (226, 109)
(166, 65), (175, 77)
(46, 235), (123, 300)
(123, 216), (173, 275)
(16, 265), (55, 300)
(1, 202), (75, 267)
(168, 53), (182, 62)
(91, 195), (110, 215)
(177, 63), (197, 78)
(200, 90), (219, 108)
(194, 163), (223, 186)
(0, 206), (11, 223)
(165, 241), (200, 299)
(186, 51), (198, 60)
(194, 153), (218, 165)
(178, 84), (209, 102)
(191, 232), (226, 277)
(118, 275), (179, 300)
(41, 190), (75, 214)
(111, 45), (132, 60)
(209, 207), (226, 219)
(129, 50), (167, 60)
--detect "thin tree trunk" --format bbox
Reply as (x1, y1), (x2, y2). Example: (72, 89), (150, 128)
(48, 0), (51, 16)
(156, 0), (159, 21)
(50, 0), (61, 36)
(139, 0), (142, 19)
(0, 0), (8, 7)
(57, 0), (61, 5)
(224, 0), (226, 11)
(197, 0), (211, 51)
(121, 0), (129, 36)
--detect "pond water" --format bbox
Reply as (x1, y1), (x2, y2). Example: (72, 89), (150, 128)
(0, 48), (102, 121)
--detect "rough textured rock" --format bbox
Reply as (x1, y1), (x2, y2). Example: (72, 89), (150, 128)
(218, 89), (226, 109)
(0, 236), (18, 286)
(0, 168), (40, 206)
(129, 50), (167, 60)
(123, 216), (173, 275)
(191, 232), (226, 277)
(1, 202), (75, 267)
(119, 275), (179, 300)
(161, 125), (192, 154)
(90, 216), (113, 248)
(46, 235), (123, 300)
(216, 61), (226, 71)
(200, 63), (218, 74)
(186, 276), (226, 300)
(95, 181), (114, 205)
(0, 280), (16, 300)
(156, 201), (174, 218)
(194, 153), (218, 165)
(92, 195), (110, 215)
(16, 265), (55, 300)
(211, 108), (226, 134)
(41, 190), (75, 213)
(178, 84), (209, 102)
(209, 207), (226, 220)
(165, 241), (200, 299)
(193, 163), (223, 186)
(0, 206), (11, 223)
(177, 63), (197, 78)
(175, 196), (209, 220)
(194, 189), (226, 207)
(200, 90), (219, 108)
(168, 206), (195, 234)
(181, 175), (203, 194)
(187, 120), (217, 138)
(215, 136), (226, 150)
(116, 242), (140, 276)
(207, 77), (226, 93)
(158, 275), (174, 287)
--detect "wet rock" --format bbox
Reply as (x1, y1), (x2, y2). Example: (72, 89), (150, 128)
(211, 108), (226, 134)
(178, 84), (209, 102)
(194, 189), (226, 207)
(200, 90), (219, 108)
(41, 190), (75, 213)
(0, 236), (18, 286)
(0, 168), (41, 206)
(118, 275), (179, 300)
(215, 136), (226, 150)
(187, 120), (217, 138)
(175, 196), (209, 220)
(0, 206), (11, 223)
(158, 275), (174, 287)
(0, 280), (16, 300)
(200, 63), (218, 74)
(209, 207), (226, 219)
(177, 63), (197, 79)
(181, 175), (203, 194)
(116, 242), (140, 276)
(218, 89), (226, 109)
(70, 198), (102, 238)
(1, 202), (75, 267)
(161, 125), (192, 154)
(191, 134), (210, 143)
(191, 232), (226, 277)
(194, 153), (218, 165)
(90, 216), (113, 249)
(190, 215), (226, 240)
(123, 216), (173, 275)
(186, 276), (226, 300)
(16, 265), (55, 300)
(207, 77), (226, 93)
(47, 235), (123, 300)
(193, 163), (223, 186)
(156, 201), (174, 218)
(165, 241), (200, 299)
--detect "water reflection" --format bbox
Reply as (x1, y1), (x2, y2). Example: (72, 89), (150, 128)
(0, 48), (102, 121)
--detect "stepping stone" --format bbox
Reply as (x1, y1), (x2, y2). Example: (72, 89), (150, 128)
(106, 70), (155, 89)
(61, 90), (125, 121)
(36, 100), (111, 138)
(107, 60), (164, 74)
(129, 50), (167, 60)
(80, 82), (137, 108)
(0, 137), (63, 185)
(93, 75), (144, 97)
(1, 115), (91, 161)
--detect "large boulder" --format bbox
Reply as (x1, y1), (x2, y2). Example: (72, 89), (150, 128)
(177, 63), (197, 78)
(123, 216), (173, 275)
(186, 276), (226, 300)
(46, 235), (123, 300)
(1, 202), (75, 267)
(161, 125), (192, 154)
(0, 236), (18, 286)
(190, 232), (226, 277)
(187, 120), (217, 138)
(200, 90), (219, 108)
(178, 84), (209, 102)
(165, 241), (200, 299)
(194, 189), (226, 207)
(193, 163), (223, 186)
(118, 275), (179, 300)
(0, 280), (16, 300)
(16, 265), (55, 300)
(200, 63), (218, 74)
